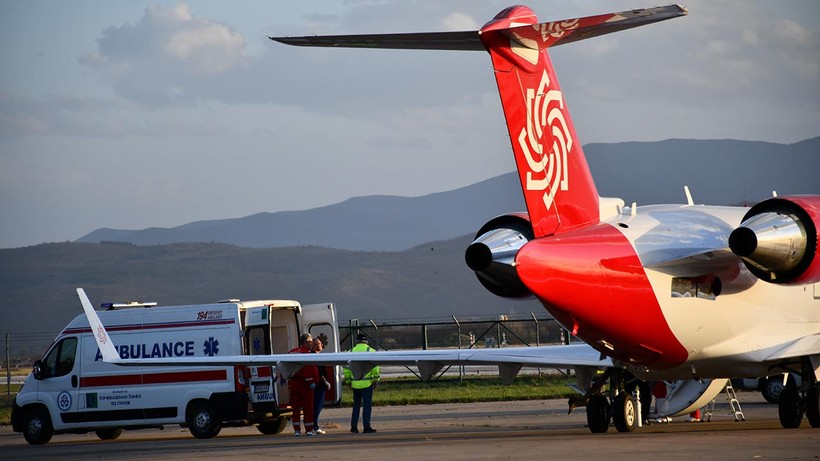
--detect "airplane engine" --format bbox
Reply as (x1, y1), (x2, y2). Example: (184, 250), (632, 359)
(465, 213), (534, 298)
(728, 196), (820, 284)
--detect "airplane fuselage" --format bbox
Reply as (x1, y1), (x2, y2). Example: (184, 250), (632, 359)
(519, 202), (820, 380)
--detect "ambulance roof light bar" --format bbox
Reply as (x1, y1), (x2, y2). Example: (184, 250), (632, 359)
(101, 301), (158, 310)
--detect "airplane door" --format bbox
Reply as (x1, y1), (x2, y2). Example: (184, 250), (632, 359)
(301, 303), (342, 405)
(35, 336), (81, 429)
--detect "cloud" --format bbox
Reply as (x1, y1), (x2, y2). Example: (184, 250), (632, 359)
(80, 3), (248, 106)
(776, 18), (811, 45)
(440, 12), (479, 31)
(15, 1), (820, 144)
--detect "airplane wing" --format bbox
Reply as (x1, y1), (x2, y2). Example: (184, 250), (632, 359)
(763, 334), (820, 363)
(78, 288), (610, 383)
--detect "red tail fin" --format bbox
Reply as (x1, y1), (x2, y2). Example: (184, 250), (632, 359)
(270, 4), (687, 237)
(480, 6), (601, 237)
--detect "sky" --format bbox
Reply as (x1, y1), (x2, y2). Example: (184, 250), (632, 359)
(1, 1), (818, 249)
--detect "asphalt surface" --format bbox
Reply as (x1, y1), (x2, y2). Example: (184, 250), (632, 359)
(2, 392), (817, 460)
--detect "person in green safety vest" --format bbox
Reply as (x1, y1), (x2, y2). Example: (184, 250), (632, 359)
(343, 333), (380, 433)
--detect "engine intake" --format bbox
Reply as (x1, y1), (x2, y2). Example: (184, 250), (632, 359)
(728, 197), (820, 284)
(465, 215), (534, 298)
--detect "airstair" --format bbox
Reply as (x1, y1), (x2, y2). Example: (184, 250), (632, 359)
(704, 381), (745, 422)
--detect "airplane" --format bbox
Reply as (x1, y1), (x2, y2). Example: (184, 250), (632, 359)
(83, 4), (820, 433)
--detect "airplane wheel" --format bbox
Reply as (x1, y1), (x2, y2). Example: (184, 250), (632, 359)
(586, 394), (611, 433)
(613, 393), (638, 432)
(778, 384), (805, 429)
(807, 384), (820, 428)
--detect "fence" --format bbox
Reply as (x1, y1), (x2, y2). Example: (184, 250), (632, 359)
(339, 314), (569, 351)
(338, 313), (573, 381)
(2, 314), (574, 386)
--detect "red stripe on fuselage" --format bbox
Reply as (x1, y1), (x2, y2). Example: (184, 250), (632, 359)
(80, 369), (228, 388)
(515, 223), (687, 368)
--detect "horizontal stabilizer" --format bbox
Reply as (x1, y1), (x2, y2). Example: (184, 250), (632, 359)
(271, 30), (483, 51)
(270, 5), (687, 51)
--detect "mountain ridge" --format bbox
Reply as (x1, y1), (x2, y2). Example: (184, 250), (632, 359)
(6, 137), (819, 358)
(77, 138), (820, 250)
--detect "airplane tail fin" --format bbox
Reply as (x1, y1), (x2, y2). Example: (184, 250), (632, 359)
(77, 288), (121, 363)
(271, 5), (687, 237)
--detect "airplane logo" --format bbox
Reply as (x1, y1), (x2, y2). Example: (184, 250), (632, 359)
(518, 70), (570, 211)
(535, 19), (580, 44)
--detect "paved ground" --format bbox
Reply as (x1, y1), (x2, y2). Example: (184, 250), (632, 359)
(2, 392), (817, 460)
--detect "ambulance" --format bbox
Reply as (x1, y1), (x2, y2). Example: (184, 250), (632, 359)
(11, 296), (341, 445)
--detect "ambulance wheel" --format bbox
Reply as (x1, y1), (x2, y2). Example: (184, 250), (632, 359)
(586, 394), (611, 433)
(95, 428), (123, 440)
(761, 375), (790, 404)
(613, 393), (638, 432)
(187, 401), (222, 439)
(257, 416), (289, 435)
(22, 406), (53, 445)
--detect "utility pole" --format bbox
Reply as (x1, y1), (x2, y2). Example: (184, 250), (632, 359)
(5, 333), (10, 405)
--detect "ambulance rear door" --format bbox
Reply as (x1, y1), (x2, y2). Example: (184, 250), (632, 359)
(243, 305), (277, 406)
(301, 303), (341, 405)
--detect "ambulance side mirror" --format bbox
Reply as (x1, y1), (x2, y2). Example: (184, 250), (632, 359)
(32, 360), (45, 380)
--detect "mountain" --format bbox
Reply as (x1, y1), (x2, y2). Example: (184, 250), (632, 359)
(6, 137), (819, 359)
(76, 138), (820, 250)
(77, 174), (524, 251)
(0, 236), (544, 359)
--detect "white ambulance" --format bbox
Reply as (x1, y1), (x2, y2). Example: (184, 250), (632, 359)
(12, 296), (341, 445)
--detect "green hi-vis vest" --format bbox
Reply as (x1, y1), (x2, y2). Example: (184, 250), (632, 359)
(343, 343), (380, 389)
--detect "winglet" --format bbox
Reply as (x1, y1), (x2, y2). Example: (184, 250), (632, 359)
(77, 288), (121, 363)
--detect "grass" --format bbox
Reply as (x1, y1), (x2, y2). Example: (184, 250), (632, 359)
(341, 375), (575, 406)
(1, 383), (20, 426)
(0, 376), (572, 426)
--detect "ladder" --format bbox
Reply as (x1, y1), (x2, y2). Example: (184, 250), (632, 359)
(704, 381), (745, 422)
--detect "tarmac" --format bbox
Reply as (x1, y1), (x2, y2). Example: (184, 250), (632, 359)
(1, 391), (817, 460)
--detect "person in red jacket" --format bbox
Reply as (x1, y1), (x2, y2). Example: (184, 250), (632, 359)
(288, 333), (320, 436)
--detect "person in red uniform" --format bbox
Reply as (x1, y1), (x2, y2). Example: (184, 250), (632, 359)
(288, 333), (319, 436)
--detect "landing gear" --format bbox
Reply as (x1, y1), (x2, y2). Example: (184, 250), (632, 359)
(777, 383), (804, 428)
(776, 357), (819, 429)
(586, 394), (611, 433)
(583, 387), (640, 433)
(613, 392), (638, 432)
(573, 368), (647, 434)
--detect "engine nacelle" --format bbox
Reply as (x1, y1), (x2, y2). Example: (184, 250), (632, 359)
(728, 196), (820, 284)
(465, 213), (534, 298)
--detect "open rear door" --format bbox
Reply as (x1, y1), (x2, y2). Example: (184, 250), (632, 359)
(243, 305), (279, 409)
(301, 303), (342, 405)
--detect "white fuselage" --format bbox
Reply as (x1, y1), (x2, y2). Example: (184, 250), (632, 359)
(612, 203), (820, 379)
